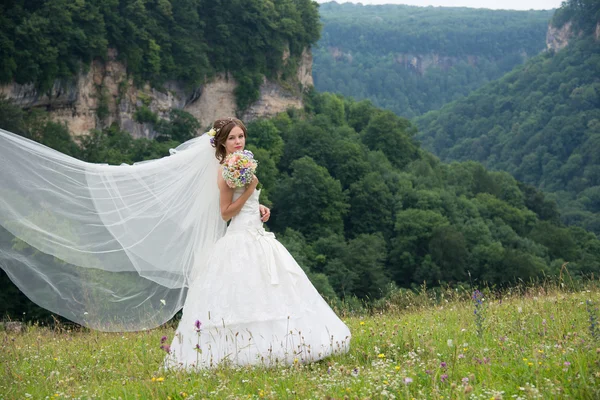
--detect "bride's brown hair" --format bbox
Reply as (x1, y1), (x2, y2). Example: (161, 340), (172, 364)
(211, 117), (247, 163)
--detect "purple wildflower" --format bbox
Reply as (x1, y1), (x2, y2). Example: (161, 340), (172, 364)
(160, 344), (171, 353)
(425, 369), (432, 375)
(403, 377), (413, 384)
(458, 354), (465, 359)
(160, 336), (167, 344)
(440, 361), (447, 368)
(195, 320), (202, 331)
(441, 374), (448, 383)
(564, 361), (571, 367)
(462, 377), (469, 385)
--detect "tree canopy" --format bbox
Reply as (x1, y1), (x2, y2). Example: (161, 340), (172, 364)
(416, 24), (600, 236)
(312, 2), (553, 118)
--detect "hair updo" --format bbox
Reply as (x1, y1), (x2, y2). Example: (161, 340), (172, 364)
(211, 117), (247, 163)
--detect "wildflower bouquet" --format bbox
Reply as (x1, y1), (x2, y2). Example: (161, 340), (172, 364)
(222, 150), (261, 189)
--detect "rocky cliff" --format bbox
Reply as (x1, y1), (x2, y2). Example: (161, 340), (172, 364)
(546, 21), (573, 51)
(0, 48), (313, 138)
(327, 47), (523, 76)
(546, 21), (600, 51)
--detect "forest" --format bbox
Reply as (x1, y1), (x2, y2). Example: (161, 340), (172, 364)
(416, 1), (600, 236)
(2, 90), (599, 321)
(1, 0), (599, 324)
(312, 2), (553, 118)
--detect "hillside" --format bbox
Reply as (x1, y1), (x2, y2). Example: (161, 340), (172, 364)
(2, 0), (600, 331)
(416, 1), (600, 236)
(3, 90), (600, 324)
(0, 0), (320, 135)
(313, 2), (553, 118)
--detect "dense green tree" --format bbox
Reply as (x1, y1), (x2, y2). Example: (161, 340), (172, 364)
(346, 172), (394, 239)
(272, 156), (349, 240)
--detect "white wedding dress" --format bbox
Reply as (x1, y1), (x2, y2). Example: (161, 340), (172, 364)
(164, 187), (351, 369)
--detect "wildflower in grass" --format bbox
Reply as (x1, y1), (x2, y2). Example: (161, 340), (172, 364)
(441, 374), (448, 383)
(447, 339), (454, 347)
(440, 362), (447, 368)
(462, 377), (469, 385)
(458, 354), (465, 359)
(472, 289), (486, 336)
(404, 377), (413, 384)
(161, 336), (167, 344)
(351, 367), (359, 377)
(586, 300), (600, 341)
(360, 321), (365, 326)
(425, 369), (432, 375)
(378, 353), (385, 358)
(160, 344), (171, 353)
(195, 320), (202, 331)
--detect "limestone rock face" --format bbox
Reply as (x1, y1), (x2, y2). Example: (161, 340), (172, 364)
(0, 47), (313, 138)
(546, 21), (573, 52)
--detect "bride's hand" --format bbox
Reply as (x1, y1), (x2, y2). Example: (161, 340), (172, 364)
(259, 205), (270, 222)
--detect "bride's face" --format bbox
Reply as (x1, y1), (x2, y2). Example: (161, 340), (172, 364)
(225, 126), (246, 155)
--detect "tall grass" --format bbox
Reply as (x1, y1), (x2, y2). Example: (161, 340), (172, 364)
(1, 277), (599, 399)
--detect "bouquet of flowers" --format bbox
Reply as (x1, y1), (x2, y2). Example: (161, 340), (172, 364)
(222, 150), (261, 189)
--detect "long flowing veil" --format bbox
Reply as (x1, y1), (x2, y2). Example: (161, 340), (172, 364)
(0, 128), (226, 331)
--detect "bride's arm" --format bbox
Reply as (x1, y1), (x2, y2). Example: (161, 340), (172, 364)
(218, 173), (259, 221)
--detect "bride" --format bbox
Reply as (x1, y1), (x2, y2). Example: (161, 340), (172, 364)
(0, 117), (350, 369)
(164, 118), (350, 369)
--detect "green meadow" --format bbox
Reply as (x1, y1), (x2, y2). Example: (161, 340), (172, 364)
(2, 280), (600, 399)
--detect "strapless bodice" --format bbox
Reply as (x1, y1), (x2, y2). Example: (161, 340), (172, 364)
(227, 187), (262, 232)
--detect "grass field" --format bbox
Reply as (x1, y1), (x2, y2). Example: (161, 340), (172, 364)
(1, 280), (600, 399)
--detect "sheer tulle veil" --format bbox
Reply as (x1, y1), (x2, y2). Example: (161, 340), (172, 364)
(0, 128), (226, 331)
